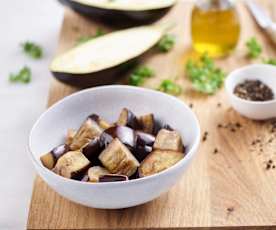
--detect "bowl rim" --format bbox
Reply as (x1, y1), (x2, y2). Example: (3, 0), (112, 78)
(29, 85), (201, 187)
(225, 64), (276, 105)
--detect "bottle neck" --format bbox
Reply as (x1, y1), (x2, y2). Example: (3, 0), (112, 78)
(196, 0), (234, 10)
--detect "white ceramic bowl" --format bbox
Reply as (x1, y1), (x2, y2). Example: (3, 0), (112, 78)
(29, 85), (200, 209)
(225, 64), (276, 120)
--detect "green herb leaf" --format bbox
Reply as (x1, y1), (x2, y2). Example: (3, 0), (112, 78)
(185, 53), (225, 94)
(158, 79), (182, 96)
(76, 28), (105, 45)
(21, 41), (43, 59)
(128, 66), (154, 86)
(246, 37), (262, 59)
(262, 57), (276, 65)
(9, 66), (31, 84)
(156, 34), (175, 53)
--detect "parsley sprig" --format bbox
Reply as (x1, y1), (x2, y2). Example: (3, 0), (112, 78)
(156, 34), (175, 53)
(262, 57), (276, 65)
(22, 41), (43, 59)
(158, 79), (182, 96)
(128, 66), (154, 86)
(9, 66), (31, 84)
(246, 37), (262, 59)
(186, 54), (225, 94)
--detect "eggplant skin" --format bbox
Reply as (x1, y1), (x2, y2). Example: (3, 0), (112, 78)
(51, 59), (137, 88)
(58, 0), (173, 27)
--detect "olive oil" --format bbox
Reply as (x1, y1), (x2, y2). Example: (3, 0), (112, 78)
(191, 0), (240, 57)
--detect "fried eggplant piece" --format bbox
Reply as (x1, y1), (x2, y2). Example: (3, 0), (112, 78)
(53, 150), (90, 179)
(99, 174), (128, 182)
(117, 108), (141, 129)
(82, 137), (103, 164)
(99, 138), (140, 177)
(153, 129), (183, 152)
(139, 150), (184, 177)
(88, 166), (110, 182)
(133, 145), (152, 162)
(135, 131), (155, 146)
(40, 144), (70, 169)
(100, 125), (135, 149)
(65, 128), (76, 146)
(40, 153), (55, 170)
(132, 131), (155, 162)
(80, 174), (89, 182)
(138, 113), (154, 134)
(89, 114), (111, 130)
(70, 117), (103, 150)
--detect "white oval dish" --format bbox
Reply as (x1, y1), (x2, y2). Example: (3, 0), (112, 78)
(225, 64), (276, 120)
(29, 85), (200, 209)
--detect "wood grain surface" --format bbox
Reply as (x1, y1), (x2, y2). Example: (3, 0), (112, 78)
(27, 1), (276, 229)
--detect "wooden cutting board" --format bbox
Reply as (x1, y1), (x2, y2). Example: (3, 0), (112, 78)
(27, 1), (276, 229)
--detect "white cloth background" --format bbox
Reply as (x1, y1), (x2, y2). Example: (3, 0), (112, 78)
(0, 1), (63, 229)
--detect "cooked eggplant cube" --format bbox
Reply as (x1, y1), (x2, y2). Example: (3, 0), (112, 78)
(117, 108), (141, 129)
(138, 114), (154, 134)
(99, 138), (140, 177)
(153, 129), (184, 152)
(99, 125), (135, 149)
(53, 151), (90, 179)
(51, 144), (70, 159)
(40, 144), (70, 169)
(135, 131), (155, 146)
(40, 153), (56, 170)
(80, 174), (89, 182)
(133, 131), (155, 161)
(89, 114), (111, 130)
(82, 137), (103, 164)
(70, 117), (103, 150)
(88, 166), (110, 182)
(65, 128), (76, 146)
(133, 145), (152, 162)
(99, 174), (128, 182)
(139, 150), (184, 177)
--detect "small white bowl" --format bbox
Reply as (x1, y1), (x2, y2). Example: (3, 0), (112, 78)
(29, 85), (200, 209)
(225, 64), (276, 120)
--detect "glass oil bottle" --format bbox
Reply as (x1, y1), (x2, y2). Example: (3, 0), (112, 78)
(191, 0), (240, 57)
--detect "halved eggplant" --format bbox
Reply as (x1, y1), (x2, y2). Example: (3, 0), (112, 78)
(50, 25), (168, 87)
(58, 0), (176, 27)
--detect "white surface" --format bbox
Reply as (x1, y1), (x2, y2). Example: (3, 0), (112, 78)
(225, 64), (276, 120)
(0, 0), (63, 229)
(29, 86), (200, 209)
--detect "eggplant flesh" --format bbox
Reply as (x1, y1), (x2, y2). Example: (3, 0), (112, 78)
(58, 0), (175, 27)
